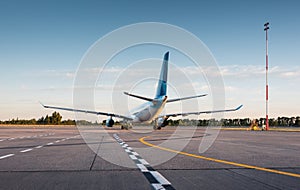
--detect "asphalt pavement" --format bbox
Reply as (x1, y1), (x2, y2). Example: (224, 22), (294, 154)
(0, 126), (299, 190)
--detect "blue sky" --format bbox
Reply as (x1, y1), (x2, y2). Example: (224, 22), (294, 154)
(0, 0), (299, 120)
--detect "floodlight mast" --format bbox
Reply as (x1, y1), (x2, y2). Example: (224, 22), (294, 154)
(264, 22), (270, 131)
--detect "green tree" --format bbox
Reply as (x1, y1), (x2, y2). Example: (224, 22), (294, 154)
(37, 116), (45, 124)
(45, 115), (50, 124)
(296, 117), (300, 127)
(51, 112), (62, 124)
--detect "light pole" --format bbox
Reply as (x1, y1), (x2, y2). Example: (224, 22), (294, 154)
(264, 22), (270, 130)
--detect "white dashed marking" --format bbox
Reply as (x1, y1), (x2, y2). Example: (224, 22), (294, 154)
(139, 159), (149, 165)
(137, 164), (149, 172)
(152, 184), (165, 190)
(129, 155), (138, 160)
(0, 154), (14, 159)
(0, 134), (76, 161)
(125, 149), (131, 153)
(132, 151), (139, 156)
(113, 134), (174, 190)
(0, 133), (56, 143)
(20, 148), (33, 153)
(150, 171), (171, 185)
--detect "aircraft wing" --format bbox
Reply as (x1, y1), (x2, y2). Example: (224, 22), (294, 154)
(40, 102), (133, 120)
(160, 105), (243, 118)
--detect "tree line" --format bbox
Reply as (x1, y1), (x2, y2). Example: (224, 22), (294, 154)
(167, 116), (300, 127)
(0, 112), (76, 125)
(0, 112), (299, 127)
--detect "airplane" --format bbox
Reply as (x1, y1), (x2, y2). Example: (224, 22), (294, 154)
(41, 52), (242, 130)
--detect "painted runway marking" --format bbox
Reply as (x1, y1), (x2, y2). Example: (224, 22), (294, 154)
(1, 133), (54, 142)
(113, 134), (175, 190)
(139, 159), (149, 165)
(0, 134), (79, 161)
(150, 171), (171, 185)
(140, 136), (300, 179)
(132, 151), (139, 156)
(0, 133), (55, 142)
(137, 164), (148, 172)
(0, 154), (15, 159)
(129, 154), (138, 160)
(20, 148), (33, 153)
(125, 149), (131, 153)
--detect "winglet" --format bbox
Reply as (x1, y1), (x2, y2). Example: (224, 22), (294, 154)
(39, 101), (49, 108)
(236, 104), (243, 110)
(39, 101), (45, 107)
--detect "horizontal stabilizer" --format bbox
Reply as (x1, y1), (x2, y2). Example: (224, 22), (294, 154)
(167, 94), (208, 103)
(124, 92), (154, 102)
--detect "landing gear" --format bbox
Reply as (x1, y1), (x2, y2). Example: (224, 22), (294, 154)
(153, 121), (162, 130)
(121, 123), (132, 130)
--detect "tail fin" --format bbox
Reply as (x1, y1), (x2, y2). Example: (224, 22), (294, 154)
(155, 52), (169, 98)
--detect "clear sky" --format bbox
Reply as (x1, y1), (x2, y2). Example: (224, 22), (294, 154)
(0, 0), (299, 120)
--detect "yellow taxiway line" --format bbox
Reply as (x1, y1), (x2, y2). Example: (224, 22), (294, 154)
(140, 136), (300, 178)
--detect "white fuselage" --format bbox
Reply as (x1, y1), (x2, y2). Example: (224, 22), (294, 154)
(130, 96), (167, 123)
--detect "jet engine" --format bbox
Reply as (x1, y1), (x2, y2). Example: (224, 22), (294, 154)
(105, 117), (115, 127)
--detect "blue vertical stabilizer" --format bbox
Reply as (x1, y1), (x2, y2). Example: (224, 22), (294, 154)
(155, 52), (169, 98)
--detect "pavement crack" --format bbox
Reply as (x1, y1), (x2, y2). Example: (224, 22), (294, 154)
(89, 136), (104, 171)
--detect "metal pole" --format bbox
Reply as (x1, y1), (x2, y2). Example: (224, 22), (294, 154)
(264, 22), (270, 131)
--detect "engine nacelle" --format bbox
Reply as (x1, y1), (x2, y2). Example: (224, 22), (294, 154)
(105, 117), (115, 127)
(157, 116), (169, 128)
